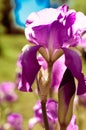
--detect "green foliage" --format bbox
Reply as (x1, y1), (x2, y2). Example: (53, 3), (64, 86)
(0, 34), (26, 81)
(70, 0), (86, 14)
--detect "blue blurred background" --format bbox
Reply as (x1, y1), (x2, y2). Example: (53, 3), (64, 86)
(13, 0), (51, 27)
(0, 0), (86, 33)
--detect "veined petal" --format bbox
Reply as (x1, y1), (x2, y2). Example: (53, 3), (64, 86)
(49, 19), (78, 49)
(49, 20), (71, 49)
(49, 20), (64, 49)
(63, 48), (86, 95)
(32, 25), (50, 47)
(19, 45), (41, 92)
(25, 8), (59, 46)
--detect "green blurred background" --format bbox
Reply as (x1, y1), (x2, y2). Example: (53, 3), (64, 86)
(0, 0), (86, 130)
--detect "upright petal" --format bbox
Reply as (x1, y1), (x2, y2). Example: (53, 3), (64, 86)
(63, 48), (86, 95)
(25, 5), (86, 51)
(49, 20), (65, 49)
(65, 12), (76, 28)
(49, 17), (78, 50)
(32, 25), (50, 47)
(25, 8), (59, 47)
(19, 45), (41, 92)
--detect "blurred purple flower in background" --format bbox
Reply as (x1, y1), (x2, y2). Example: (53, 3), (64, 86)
(28, 99), (58, 130)
(0, 126), (3, 130)
(7, 113), (23, 130)
(0, 82), (18, 103)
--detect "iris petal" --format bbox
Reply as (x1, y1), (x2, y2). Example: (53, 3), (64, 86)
(19, 45), (41, 92)
(63, 48), (86, 95)
(32, 25), (49, 47)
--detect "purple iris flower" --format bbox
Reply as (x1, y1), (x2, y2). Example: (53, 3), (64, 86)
(28, 99), (78, 130)
(18, 4), (86, 95)
(0, 82), (18, 103)
(7, 113), (23, 130)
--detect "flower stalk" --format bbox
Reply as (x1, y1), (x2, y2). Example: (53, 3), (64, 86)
(60, 124), (67, 130)
(41, 100), (50, 130)
(40, 62), (53, 130)
(37, 60), (53, 130)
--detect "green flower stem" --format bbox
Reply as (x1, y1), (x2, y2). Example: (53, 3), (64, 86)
(41, 100), (50, 130)
(40, 63), (53, 130)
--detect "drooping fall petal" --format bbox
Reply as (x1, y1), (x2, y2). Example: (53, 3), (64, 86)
(63, 48), (86, 95)
(18, 45), (41, 92)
